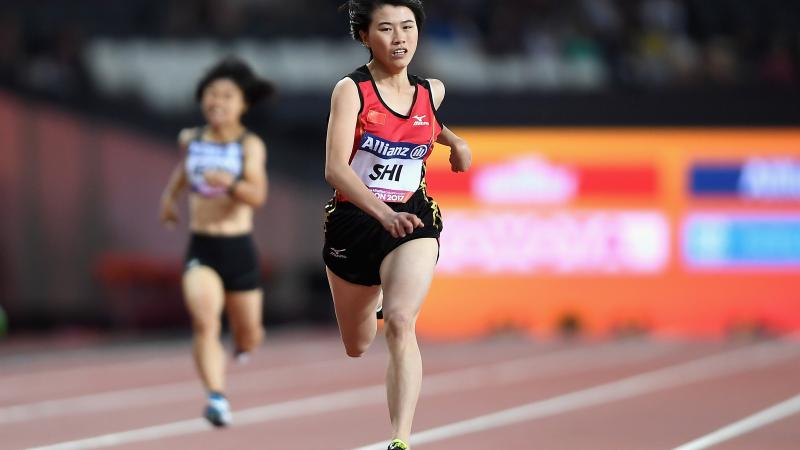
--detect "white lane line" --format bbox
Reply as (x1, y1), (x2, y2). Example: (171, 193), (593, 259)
(350, 340), (800, 450)
(422, 339), (678, 393)
(1, 341), (540, 424)
(0, 343), (187, 371)
(671, 393), (800, 450)
(3, 336), (502, 404)
(0, 341), (344, 396)
(2, 339), (657, 425)
(0, 357), (350, 424)
(22, 340), (673, 450)
(0, 357), (192, 398)
(25, 386), (387, 450)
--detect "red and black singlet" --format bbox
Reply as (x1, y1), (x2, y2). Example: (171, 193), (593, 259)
(338, 65), (443, 204)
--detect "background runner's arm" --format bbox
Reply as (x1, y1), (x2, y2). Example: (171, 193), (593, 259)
(226, 135), (268, 207)
(325, 78), (422, 238)
(159, 129), (193, 226)
(161, 162), (188, 204)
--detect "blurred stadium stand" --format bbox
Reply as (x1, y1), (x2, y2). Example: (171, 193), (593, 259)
(2, 0), (799, 119)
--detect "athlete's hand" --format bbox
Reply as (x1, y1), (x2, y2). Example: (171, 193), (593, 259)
(381, 211), (424, 238)
(449, 139), (472, 172)
(159, 198), (180, 229)
(204, 170), (235, 189)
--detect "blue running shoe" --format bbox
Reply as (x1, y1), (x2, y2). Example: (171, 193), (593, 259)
(204, 392), (232, 427)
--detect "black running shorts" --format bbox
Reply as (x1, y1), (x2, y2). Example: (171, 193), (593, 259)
(185, 233), (261, 291)
(323, 189), (442, 286)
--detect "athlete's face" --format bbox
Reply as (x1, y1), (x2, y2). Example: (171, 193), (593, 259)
(201, 78), (246, 127)
(361, 5), (418, 70)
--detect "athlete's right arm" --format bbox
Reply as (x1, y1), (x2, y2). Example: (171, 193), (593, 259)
(159, 128), (192, 228)
(325, 78), (423, 238)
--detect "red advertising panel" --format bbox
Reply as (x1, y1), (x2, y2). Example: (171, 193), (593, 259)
(420, 128), (800, 338)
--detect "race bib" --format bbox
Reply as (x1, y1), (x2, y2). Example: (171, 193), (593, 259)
(186, 142), (243, 197)
(350, 132), (431, 202)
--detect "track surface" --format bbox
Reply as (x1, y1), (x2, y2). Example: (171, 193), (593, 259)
(1, 331), (798, 450)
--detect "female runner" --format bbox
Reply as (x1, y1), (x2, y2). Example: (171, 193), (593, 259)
(323, 2), (472, 448)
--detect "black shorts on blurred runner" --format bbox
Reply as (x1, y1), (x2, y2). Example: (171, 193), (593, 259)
(185, 233), (261, 291)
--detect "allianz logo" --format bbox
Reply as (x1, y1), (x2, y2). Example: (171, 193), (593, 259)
(360, 133), (429, 160)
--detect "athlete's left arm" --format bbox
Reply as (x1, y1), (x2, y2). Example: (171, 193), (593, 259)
(230, 135), (268, 207)
(427, 79), (472, 173)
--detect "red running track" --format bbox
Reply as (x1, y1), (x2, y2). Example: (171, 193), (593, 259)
(0, 330), (798, 450)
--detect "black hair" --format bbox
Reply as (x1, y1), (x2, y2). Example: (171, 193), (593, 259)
(195, 57), (275, 106)
(339, 0), (425, 42)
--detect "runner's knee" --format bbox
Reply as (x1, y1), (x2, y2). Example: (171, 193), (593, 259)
(192, 315), (221, 338)
(343, 334), (374, 358)
(384, 312), (415, 342)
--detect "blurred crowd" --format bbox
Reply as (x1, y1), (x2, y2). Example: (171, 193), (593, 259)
(428, 0), (800, 88)
(0, 0), (797, 104)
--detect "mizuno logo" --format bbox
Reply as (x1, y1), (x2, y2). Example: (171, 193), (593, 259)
(329, 248), (347, 259)
(412, 115), (429, 126)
